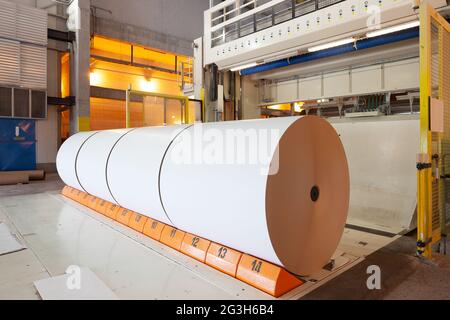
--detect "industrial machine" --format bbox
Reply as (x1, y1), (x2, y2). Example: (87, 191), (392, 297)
(10, 0), (445, 300)
(204, 0), (442, 70)
(57, 116), (350, 296)
(197, 0), (450, 259)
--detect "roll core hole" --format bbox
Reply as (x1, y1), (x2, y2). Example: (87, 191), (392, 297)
(310, 186), (320, 202)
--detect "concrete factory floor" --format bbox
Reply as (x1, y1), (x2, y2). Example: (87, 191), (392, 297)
(0, 174), (449, 300)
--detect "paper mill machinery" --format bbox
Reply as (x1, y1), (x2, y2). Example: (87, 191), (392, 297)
(194, 0), (450, 257)
(54, 0), (450, 299)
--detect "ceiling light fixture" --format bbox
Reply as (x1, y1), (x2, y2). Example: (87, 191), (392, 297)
(230, 62), (258, 72)
(307, 38), (355, 53)
(366, 20), (420, 38)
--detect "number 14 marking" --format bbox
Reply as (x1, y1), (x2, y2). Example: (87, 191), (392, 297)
(251, 260), (263, 273)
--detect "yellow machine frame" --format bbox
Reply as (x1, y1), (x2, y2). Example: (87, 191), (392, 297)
(417, 3), (450, 257)
(125, 89), (191, 128)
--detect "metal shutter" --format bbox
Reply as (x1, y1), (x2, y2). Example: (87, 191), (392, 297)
(17, 4), (48, 45)
(20, 44), (47, 89)
(0, 0), (16, 39)
(0, 39), (20, 86)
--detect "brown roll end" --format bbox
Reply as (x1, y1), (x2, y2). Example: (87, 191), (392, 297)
(266, 116), (350, 276)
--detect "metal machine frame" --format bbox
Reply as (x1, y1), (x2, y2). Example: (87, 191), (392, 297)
(417, 3), (450, 258)
(204, 0), (446, 69)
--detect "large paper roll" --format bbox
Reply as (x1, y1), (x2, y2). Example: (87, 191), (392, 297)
(76, 129), (134, 204)
(160, 116), (349, 275)
(57, 116), (349, 275)
(56, 132), (98, 192)
(107, 125), (191, 224)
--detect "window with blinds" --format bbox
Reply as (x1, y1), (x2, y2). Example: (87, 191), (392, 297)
(0, 86), (46, 120)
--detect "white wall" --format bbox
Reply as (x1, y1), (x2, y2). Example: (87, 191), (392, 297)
(92, 0), (209, 41)
(35, 49), (59, 170)
(9, 0), (209, 42)
(36, 105), (58, 167)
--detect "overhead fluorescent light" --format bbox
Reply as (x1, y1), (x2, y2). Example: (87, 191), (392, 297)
(308, 38), (355, 53)
(366, 21), (420, 38)
(263, 51), (298, 63)
(230, 62), (258, 72)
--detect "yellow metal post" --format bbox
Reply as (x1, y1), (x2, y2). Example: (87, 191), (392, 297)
(77, 117), (91, 132)
(126, 84), (132, 129)
(184, 96), (190, 124)
(201, 88), (206, 123)
(417, 3), (450, 257)
(417, 3), (433, 257)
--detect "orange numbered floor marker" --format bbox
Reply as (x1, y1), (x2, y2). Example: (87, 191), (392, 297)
(86, 196), (99, 210)
(143, 219), (165, 241)
(104, 202), (121, 220)
(72, 189), (85, 203)
(59, 186), (304, 297)
(79, 193), (92, 206)
(160, 226), (186, 251)
(181, 234), (211, 263)
(92, 198), (103, 210)
(206, 243), (242, 277)
(116, 208), (133, 226)
(71, 188), (83, 201)
(61, 186), (71, 197)
(236, 254), (304, 297)
(67, 187), (79, 200)
(95, 199), (110, 215)
(128, 212), (148, 233)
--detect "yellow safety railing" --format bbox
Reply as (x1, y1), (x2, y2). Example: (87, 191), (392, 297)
(417, 2), (450, 257)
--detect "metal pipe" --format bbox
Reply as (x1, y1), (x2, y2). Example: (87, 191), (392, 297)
(241, 27), (421, 76)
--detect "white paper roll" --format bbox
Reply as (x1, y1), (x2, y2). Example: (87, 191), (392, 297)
(107, 125), (191, 224)
(160, 116), (349, 275)
(76, 129), (134, 204)
(56, 131), (98, 192)
(160, 118), (293, 267)
(57, 116), (349, 276)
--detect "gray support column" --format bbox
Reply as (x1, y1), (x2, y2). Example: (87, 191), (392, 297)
(67, 0), (91, 134)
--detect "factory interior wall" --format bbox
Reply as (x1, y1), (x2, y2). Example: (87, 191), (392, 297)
(89, 36), (192, 130)
(7, 0), (59, 13)
(35, 49), (60, 172)
(91, 0), (209, 43)
(89, 64), (182, 94)
(89, 98), (187, 131)
(2, 1), (65, 172)
(89, 36), (190, 93)
(6, 0), (201, 139)
(90, 98), (136, 130)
